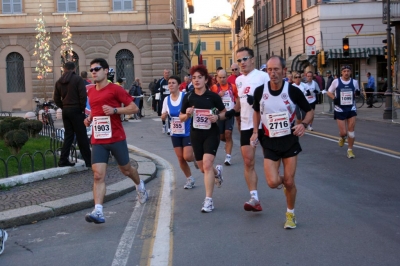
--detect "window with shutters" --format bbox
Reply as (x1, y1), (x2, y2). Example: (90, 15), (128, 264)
(113, 0), (133, 11)
(283, 0), (291, 19)
(201, 42), (206, 51)
(229, 41), (232, 50)
(6, 52), (25, 93)
(215, 41), (221, 51)
(190, 42), (193, 51)
(267, 1), (272, 27)
(57, 0), (77, 13)
(296, 0), (301, 13)
(275, 0), (281, 23)
(2, 0), (22, 14)
(257, 7), (261, 33)
(215, 59), (221, 69)
(262, 5), (266, 29)
(202, 59), (207, 67)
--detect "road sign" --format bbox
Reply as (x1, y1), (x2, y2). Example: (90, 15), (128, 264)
(306, 45), (316, 55)
(306, 36), (315, 45)
(351, 24), (364, 35)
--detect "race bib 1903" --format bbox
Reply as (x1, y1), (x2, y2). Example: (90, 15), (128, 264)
(93, 116), (112, 139)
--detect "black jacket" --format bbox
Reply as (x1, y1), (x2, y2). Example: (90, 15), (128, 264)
(325, 75), (334, 90)
(54, 70), (87, 111)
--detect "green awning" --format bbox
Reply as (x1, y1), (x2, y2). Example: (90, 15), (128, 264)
(328, 47), (384, 59)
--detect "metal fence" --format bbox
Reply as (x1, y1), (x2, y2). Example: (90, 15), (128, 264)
(0, 124), (77, 178)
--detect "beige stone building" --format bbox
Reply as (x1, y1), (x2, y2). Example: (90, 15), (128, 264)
(190, 15), (232, 75)
(0, 0), (193, 112)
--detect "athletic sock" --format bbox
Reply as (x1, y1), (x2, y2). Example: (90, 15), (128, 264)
(287, 208), (294, 214)
(250, 190), (259, 201)
(95, 204), (103, 213)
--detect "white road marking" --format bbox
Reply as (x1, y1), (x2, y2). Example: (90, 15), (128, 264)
(152, 118), (162, 122)
(308, 133), (400, 160)
(127, 145), (174, 266)
(111, 193), (148, 266)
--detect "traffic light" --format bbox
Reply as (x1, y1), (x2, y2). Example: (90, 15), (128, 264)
(383, 39), (388, 59)
(342, 38), (350, 56)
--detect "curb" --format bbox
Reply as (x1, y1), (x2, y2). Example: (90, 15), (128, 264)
(0, 146), (158, 229)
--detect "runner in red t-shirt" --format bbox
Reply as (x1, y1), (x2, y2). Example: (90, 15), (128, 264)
(83, 58), (148, 224)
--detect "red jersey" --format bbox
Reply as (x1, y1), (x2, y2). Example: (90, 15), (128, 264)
(179, 82), (187, 91)
(87, 83), (133, 144)
(227, 74), (239, 85)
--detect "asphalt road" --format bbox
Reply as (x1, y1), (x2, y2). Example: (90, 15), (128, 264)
(1, 112), (399, 266)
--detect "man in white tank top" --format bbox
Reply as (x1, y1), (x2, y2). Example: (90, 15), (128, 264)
(250, 56), (313, 229)
(227, 47), (270, 212)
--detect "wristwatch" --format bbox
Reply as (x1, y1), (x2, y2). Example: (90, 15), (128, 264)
(301, 122), (308, 129)
(113, 108), (118, 114)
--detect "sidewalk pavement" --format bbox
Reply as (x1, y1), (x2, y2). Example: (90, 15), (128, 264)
(0, 102), (398, 229)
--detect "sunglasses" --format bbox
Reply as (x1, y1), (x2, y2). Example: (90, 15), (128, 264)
(341, 65), (351, 71)
(232, 68), (238, 71)
(294, 76), (301, 78)
(237, 56), (252, 63)
(89, 66), (103, 72)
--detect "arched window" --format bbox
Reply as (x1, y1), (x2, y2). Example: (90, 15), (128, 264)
(61, 51), (79, 75)
(288, 47), (292, 57)
(116, 49), (134, 91)
(6, 52), (25, 93)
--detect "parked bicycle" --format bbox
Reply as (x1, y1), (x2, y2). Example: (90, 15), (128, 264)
(355, 88), (384, 108)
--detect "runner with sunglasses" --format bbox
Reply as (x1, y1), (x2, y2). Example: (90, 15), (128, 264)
(326, 65), (359, 159)
(84, 58), (148, 224)
(227, 63), (241, 85)
(225, 47), (270, 212)
(292, 72), (310, 125)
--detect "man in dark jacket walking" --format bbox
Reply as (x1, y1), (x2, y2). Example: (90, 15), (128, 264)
(325, 70), (334, 112)
(54, 62), (91, 167)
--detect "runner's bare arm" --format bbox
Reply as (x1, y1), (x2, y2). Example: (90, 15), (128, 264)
(250, 110), (260, 143)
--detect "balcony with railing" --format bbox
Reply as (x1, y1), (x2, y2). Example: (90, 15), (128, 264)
(383, 0), (400, 23)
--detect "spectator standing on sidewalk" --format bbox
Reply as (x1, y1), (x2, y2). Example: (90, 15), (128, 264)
(129, 79), (143, 119)
(210, 69), (238, 166)
(84, 58), (148, 224)
(325, 70), (334, 113)
(54, 61), (92, 167)
(366, 72), (376, 108)
(327, 65), (359, 159)
(149, 78), (157, 112)
(155, 69), (171, 133)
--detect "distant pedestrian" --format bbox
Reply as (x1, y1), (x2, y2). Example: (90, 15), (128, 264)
(155, 69), (171, 134)
(179, 76), (189, 92)
(149, 78), (157, 112)
(325, 70), (334, 112)
(0, 228), (7, 255)
(81, 71), (92, 86)
(129, 79), (143, 119)
(365, 72), (376, 108)
(303, 71), (320, 131)
(84, 58), (148, 224)
(227, 63), (240, 84)
(54, 61), (92, 167)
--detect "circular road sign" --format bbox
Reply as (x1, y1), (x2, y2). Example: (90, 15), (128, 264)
(306, 36), (315, 46)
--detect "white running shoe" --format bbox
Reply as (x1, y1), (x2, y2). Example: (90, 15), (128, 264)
(201, 198), (214, 213)
(137, 180), (148, 204)
(162, 125), (166, 134)
(224, 155), (231, 166)
(215, 165), (223, 188)
(307, 125), (313, 131)
(184, 177), (195, 189)
(0, 229), (8, 255)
